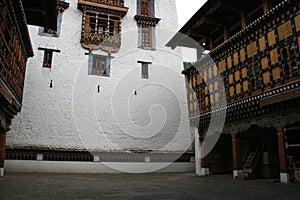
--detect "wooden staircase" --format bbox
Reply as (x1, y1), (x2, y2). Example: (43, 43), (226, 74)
(235, 147), (261, 180)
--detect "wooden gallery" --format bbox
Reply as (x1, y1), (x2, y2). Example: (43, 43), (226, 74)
(167, 0), (300, 183)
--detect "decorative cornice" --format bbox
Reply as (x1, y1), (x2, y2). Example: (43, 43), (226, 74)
(57, 0), (69, 13)
(81, 34), (121, 53)
(134, 15), (161, 27)
(78, 0), (128, 18)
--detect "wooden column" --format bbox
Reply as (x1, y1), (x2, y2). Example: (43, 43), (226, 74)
(209, 38), (214, 52)
(241, 12), (247, 29)
(262, 0), (270, 14)
(223, 27), (228, 41)
(0, 131), (6, 177)
(277, 129), (289, 183)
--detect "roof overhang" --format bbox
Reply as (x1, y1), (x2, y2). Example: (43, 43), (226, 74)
(21, 0), (58, 30)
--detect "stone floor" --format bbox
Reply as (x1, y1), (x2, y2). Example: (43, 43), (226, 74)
(0, 173), (300, 200)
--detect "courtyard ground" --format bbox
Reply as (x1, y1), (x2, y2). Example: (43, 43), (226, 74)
(0, 173), (300, 200)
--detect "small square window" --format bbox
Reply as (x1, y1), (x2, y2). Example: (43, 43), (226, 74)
(43, 50), (53, 68)
(88, 55), (111, 76)
(138, 61), (151, 79)
(38, 47), (60, 68)
(141, 63), (149, 79)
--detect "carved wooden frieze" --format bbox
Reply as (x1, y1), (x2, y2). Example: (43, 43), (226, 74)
(134, 15), (161, 27)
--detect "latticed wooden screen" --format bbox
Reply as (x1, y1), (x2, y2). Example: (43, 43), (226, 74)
(247, 41), (257, 58)
(259, 36), (266, 51)
(267, 30), (276, 46)
(270, 49), (279, 65)
(278, 21), (292, 40)
(261, 57), (268, 69)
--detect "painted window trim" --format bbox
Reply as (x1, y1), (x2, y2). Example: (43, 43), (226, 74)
(138, 26), (156, 51)
(38, 47), (61, 68)
(137, 0), (155, 17)
(138, 61), (152, 79)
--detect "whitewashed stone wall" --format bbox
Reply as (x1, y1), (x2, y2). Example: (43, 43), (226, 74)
(7, 0), (191, 153)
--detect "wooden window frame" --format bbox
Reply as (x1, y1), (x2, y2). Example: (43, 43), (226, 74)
(88, 54), (111, 76)
(138, 61), (152, 79)
(38, 47), (60, 68)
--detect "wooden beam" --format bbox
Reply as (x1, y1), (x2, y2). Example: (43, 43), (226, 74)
(224, 27), (228, 41)
(241, 12), (247, 29)
(220, 1), (243, 13)
(262, 0), (270, 13)
(78, 0), (129, 12)
(203, 17), (225, 27)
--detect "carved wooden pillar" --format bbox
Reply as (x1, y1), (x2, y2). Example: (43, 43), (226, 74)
(223, 27), (228, 41)
(0, 131), (6, 177)
(277, 129), (289, 183)
(209, 38), (214, 51)
(262, 0), (270, 14)
(232, 135), (242, 179)
(241, 12), (247, 29)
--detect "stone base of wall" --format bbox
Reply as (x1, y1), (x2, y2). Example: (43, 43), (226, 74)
(5, 160), (195, 174)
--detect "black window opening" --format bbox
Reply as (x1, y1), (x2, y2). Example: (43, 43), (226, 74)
(43, 50), (53, 68)
(38, 47), (60, 68)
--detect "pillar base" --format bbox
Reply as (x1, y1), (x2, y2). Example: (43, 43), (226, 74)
(233, 170), (243, 179)
(0, 168), (4, 176)
(196, 168), (210, 176)
(280, 172), (289, 183)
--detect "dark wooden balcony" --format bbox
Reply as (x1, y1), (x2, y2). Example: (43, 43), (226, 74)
(180, 0), (300, 129)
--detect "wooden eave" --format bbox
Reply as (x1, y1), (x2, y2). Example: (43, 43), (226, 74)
(21, 0), (58, 31)
(78, 0), (128, 18)
(166, 0), (273, 50)
(11, 0), (34, 58)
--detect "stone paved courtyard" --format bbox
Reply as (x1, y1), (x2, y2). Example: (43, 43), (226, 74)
(0, 173), (300, 200)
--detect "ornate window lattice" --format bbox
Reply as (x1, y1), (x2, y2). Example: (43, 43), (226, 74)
(135, 0), (160, 50)
(78, 0), (128, 52)
(141, 27), (151, 48)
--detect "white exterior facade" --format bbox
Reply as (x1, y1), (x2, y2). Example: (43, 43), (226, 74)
(7, 0), (190, 157)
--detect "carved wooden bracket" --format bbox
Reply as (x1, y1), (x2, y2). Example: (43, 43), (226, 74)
(134, 15), (161, 27)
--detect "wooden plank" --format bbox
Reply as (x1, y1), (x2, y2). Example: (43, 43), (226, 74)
(78, 0), (128, 12)
(277, 21), (292, 41)
(260, 88), (300, 107)
(267, 30), (276, 46)
(295, 14), (300, 32)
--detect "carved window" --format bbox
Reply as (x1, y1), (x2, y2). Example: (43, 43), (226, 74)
(43, 51), (53, 68)
(141, 27), (151, 48)
(141, 0), (151, 16)
(138, 0), (154, 17)
(83, 12), (120, 40)
(38, 47), (60, 68)
(38, 0), (69, 37)
(78, 0), (128, 52)
(88, 54), (111, 76)
(138, 61), (151, 79)
(135, 0), (160, 50)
